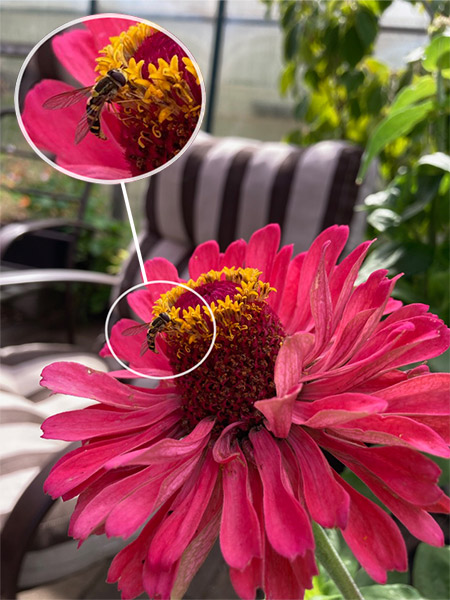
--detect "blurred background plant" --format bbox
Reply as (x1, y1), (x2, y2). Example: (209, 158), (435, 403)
(265, 0), (450, 356)
(1, 156), (130, 318)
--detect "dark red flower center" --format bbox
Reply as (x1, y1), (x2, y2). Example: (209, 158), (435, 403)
(157, 269), (285, 434)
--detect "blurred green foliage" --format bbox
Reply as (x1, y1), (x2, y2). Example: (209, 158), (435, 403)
(263, 0), (405, 177)
(304, 528), (449, 600)
(1, 156), (130, 317)
(266, 0), (450, 330)
(358, 24), (450, 327)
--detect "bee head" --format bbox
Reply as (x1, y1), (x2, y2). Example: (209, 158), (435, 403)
(108, 69), (127, 86)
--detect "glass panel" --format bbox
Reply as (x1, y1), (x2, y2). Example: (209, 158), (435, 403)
(213, 15), (296, 140)
(0, 1), (91, 44)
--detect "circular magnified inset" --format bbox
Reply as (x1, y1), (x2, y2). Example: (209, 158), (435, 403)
(15, 13), (205, 184)
(105, 280), (217, 381)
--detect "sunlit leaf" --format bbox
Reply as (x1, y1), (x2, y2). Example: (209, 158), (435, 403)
(390, 75), (436, 112)
(418, 152), (450, 173)
(360, 584), (424, 599)
(423, 33), (450, 72)
(367, 208), (401, 231)
(357, 100), (434, 181)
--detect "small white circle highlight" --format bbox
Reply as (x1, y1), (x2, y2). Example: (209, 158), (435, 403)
(104, 279), (217, 380)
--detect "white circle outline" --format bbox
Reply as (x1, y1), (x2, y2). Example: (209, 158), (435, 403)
(104, 280), (217, 380)
(14, 12), (206, 185)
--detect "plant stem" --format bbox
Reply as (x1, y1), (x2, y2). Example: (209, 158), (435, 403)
(435, 70), (446, 153)
(312, 521), (364, 600)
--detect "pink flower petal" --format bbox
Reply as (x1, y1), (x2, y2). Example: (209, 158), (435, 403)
(344, 464), (445, 546)
(107, 501), (171, 599)
(44, 418), (177, 498)
(219, 238), (247, 270)
(309, 242), (333, 357)
(42, 400), (180, 441)
(336, 414), (450, 457)
(290, 225), (348, 332)
(274, 332), (314, 397)
(289, 426), (349, 529)
(84, 17), (138, 51)
(229, 557), (263, 600)
(22, 80), (130, 178)
(277, 253), (304, 332)
(250, 428), (314, 559)
(188, 240), (220, 280)
(220, 442), (262, 569)
(104, 417), (214, 468)
(148, 449), (219, 569)
(171, 487), (221, 599)
(255, 387), (300, 438)
(337, 474), (407, 583)
(376, 373), (450, 414)
(71, 465), (157, 539)
(127, 291), (155, 322)
(100, 318), (173, 377)
(212, 421), (245, 464)
(105, 455), (201, 539)
(267, 244), (293, 313)
(245, 224), (280, 283)
(329, 240), (373, 322)
(144, 257), (181, 292)
(263, 536), (306, 600)
(52, 28), (98, 86)
(316, 432), (443, 506)
(40, 361), (175, 408)
(292, 393), (388, 427)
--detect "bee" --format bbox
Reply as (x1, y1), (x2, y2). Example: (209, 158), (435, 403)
(122, 312), (171, 355)
(42, 69), (127, 144)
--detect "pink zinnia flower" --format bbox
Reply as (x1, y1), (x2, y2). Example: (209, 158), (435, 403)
(20, 16), (202, 181)
(41, 224), (450, 599)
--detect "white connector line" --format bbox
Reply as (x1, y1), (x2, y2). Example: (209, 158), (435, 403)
(120, 182), (148, 284)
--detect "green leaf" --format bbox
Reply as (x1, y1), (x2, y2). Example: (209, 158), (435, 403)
(357, 100), (434, 182)
(355, 568), (408, 588)
(364, 188), (399, 208)
(280, 62), (296, 95)
(294, 94), (310, 119)
(360, 584), (424, 599)
(355, 8), (378, 47)
(423, 33), (450, 72)
(341, 469), (386, 509)
(367, 208), (401, 231)
(342, 26), (365, 67)
(340, 70), (365, 94)
(412, 544), (450, 599)
(390, 76), (436, 112)
(280, 1), (297, 29)
(400, 177), (441, 221)
(426, 454), (450, 484)
(356, 241), (405, 283)
(394, 242), (434, 276)
(418, 152), (450, 173)
(284, 22), (302, 61)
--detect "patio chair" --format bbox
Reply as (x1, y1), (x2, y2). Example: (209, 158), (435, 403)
(0, 131), (374, 599)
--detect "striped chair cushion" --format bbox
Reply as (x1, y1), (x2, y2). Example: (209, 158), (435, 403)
(119, 132), (373, 298)
(0, 350), (130, 589)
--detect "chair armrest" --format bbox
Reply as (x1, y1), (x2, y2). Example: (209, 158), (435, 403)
(0, 268), (119, 287)
(0, 444), (77, 599)
(0, 219), (97, 259)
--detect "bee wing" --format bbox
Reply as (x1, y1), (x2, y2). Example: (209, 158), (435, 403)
(42, 86), (92, 110)
(122, 323), (149, 336)
(140, 340), (150, 356)
(74, 113), (93, 145)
